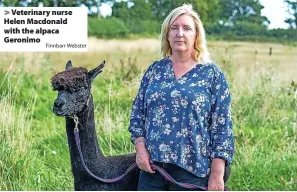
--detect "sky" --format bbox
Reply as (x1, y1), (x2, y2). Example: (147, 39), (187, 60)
(98, 0), (291, 29)
(259, 0), (290, 29)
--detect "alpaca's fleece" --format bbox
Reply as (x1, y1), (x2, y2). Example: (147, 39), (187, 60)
(51, 67), (89, 91)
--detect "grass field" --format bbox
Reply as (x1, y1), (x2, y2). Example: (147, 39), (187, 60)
(0, 38), (296, 190)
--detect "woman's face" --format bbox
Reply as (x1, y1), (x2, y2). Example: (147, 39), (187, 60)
(168, 14), (197, 55)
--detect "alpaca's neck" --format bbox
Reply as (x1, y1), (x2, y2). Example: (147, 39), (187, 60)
(65, 95), (106, 183)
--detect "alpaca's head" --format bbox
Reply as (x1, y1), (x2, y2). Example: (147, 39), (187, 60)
(51, 60), (105, 116)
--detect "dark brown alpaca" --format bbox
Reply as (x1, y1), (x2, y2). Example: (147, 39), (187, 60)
(51, 60), (139, 191)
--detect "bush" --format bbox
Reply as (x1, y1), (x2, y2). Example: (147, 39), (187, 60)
(86, 16), (297, 45)
(88, 17), (129, 38)
(125, 20), (160, 35)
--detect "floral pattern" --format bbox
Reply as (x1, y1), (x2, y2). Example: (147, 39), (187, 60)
(128, 57), (234, 177)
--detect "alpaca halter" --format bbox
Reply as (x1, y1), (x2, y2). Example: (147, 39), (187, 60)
(72, 93), (91, 130)
(73, 115), (79, 132)
(70, 94), (230, 190)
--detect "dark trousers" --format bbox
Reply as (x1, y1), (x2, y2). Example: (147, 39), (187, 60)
(137, 161), (231, 191)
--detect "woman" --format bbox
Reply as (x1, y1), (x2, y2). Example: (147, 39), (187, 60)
(128, 4), (234, 191)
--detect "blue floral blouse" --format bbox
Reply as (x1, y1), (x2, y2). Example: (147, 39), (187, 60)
(128, 56), (234, 177)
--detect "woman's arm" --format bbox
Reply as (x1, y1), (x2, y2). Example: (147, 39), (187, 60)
(209, 68), (234, 167)
(208, 67), (234, 190)
(128, 63), (155, 144)
(208, 158), (225, 190)
(134, 137), (155, 173)
(128, 62), (157, 173)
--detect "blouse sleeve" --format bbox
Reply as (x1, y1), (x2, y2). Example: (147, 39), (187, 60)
(209, 68), (234, 166)
(128, 62), (156, 144)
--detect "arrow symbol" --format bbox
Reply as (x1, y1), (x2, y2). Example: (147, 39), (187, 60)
(4, 10), (9, 15)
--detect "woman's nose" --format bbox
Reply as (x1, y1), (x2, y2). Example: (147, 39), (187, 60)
(177, 28), (184, 37)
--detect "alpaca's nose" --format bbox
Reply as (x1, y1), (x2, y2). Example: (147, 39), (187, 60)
(54, 98), (65, 107)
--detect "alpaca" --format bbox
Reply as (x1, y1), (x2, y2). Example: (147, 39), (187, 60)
(51, 60), (140, 191)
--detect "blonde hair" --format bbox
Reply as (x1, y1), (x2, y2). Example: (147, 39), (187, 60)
(160, 4), (212, 64)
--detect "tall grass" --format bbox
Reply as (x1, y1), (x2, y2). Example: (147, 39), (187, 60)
(0, 39), (296, 190)
(0, 70), (36, 190)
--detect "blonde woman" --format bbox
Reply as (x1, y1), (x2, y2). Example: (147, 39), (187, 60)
(128, 4), (234, 191)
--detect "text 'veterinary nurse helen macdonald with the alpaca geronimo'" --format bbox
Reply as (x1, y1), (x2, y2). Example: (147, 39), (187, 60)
(45, 43), (87, 49)
(0, 7), (88, 52)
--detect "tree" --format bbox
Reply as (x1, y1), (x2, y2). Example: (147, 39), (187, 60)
(284, 0), (297, 29)
(112, 1), (131, 21)
(1, 0), (87, 7)
(1, 0), (28, 6)
(27, 0), (99, 10)
(130, 0), (154, 21)
(112, 0), (153, 21)
(112, 0), (159, 34)
(149, 0), (220, 24)
(0, 0), (110, 15)
(218, 0), (270, 27)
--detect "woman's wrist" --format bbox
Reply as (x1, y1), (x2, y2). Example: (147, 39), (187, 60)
(134, 139), (146, 146)
(134, 137), (145, 145)
(134, 137), (146, 152)
(135, 141), (146, 152)
(210, 158), (225, 177)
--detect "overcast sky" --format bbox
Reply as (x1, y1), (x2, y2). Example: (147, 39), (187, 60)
(259, 0), (290, 29)
(98, 0), (291, 29)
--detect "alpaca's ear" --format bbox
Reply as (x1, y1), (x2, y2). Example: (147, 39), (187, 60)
(65, 60), (73, 70)
(88, 60), (105, 82)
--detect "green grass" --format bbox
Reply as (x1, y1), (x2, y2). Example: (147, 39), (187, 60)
(0, 39), (297, 190)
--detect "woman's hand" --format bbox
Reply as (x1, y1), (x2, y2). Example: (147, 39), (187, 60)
(208, 173), (224, 191)
(135, 138), (155, 174)
(208, 158), (225, 191)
